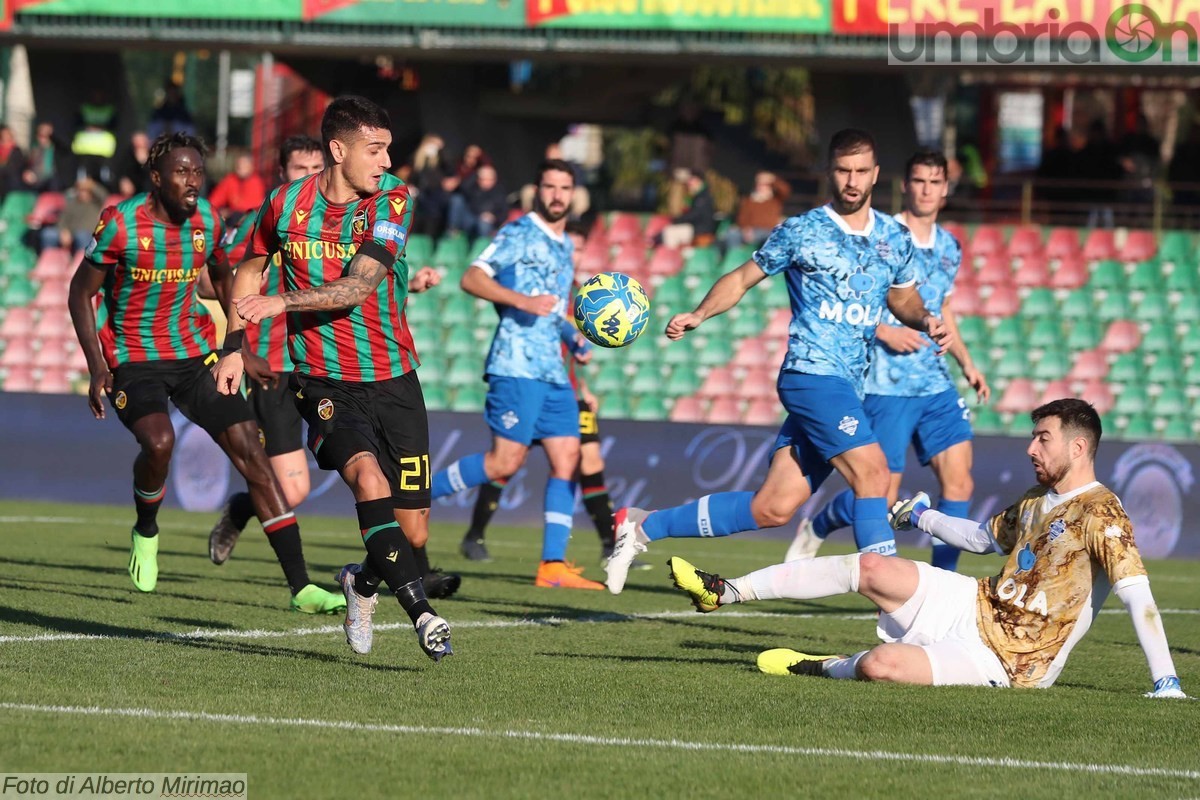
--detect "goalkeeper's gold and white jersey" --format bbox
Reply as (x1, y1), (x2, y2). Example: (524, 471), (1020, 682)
(977, 481), (1146, 688)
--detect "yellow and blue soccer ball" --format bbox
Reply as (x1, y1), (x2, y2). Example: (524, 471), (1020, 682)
(573, 272), (651, 348)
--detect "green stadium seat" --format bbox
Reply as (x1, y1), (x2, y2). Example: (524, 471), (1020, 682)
(1157, 230), (1193, 265)
(1147, 351), (1184, 382)
(1027, 318), (1061, 348)
(440, 292), (478, 326)
(989, 316), (1024, 348)
(433, 234), (469, 270)
(1140, 322), (1177, 354)
(1179, 326), (1200, 356)
(1165, 264), (1200, 293)
(1171, 293), (1200, 324)
(992, 349), (1029, 379)
(629, 368), (664, 395)
(2, 277), (34, 306)
(632, 394), (668, 420)
(422, 383), (448, 410)
(1126, 259), (1162, 291)
(971, 405), (1003, 433)
(1132, 291), (1170, 322)
(1162, 416), (1193, 441)
(1113, 385), (1150, 415)
(449, 382), (486, 412)
(653, 278), (686, 309)
(1064, 318), (1102, 352)
(955, 316), (987, 348)
(685, 246), (720, 278)
(1058, 289), (1094, 321)
(1021, 288), (1056, 317)
(1117, 413), (1155, 439)
(404, 233), (434, 267)
(1107, 352), (1141, 384)
(1031, 348), (1071, 381)
(665, 367), (701, 396)
(468, 236), (492, 262)
(1090, 260), (1126, 291)
(442, 327), (477, 357)
(1095, 292), (1131, 322)
(1151, 387), (1189, 416)
(0, 192), (35, 226)
(731, 312), (762, 339)
(603, 392), (632, 419)
(590, 366), (626, 395)
(720, 244), (755, 273)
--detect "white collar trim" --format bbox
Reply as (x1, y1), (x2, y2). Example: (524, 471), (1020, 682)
(528, 212), (565, 243)
(894, 213), (937, 249)
(823, 204), (875, 237)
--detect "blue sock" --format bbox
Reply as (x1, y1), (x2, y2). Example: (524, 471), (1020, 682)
(931, 499), (970, 571)
(853, 497), (896, 555)
(812, 489), (855, 538)
(642, 492), (756, 541)
(541, 477), (576, 561)
(431, 453), (488, 500)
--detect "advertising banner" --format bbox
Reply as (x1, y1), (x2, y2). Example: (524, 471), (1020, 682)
(304, 0), (524, 26)
(526, 0), (832, 33)
(4, 0), (299, 20)
(3, 392), (1198, 560)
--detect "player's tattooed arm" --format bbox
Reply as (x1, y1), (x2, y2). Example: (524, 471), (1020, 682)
(281, 252), (388, 313)
(67, 258), (112, 419)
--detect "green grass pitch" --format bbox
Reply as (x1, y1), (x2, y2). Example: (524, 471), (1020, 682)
(1, 499), (1197, 798)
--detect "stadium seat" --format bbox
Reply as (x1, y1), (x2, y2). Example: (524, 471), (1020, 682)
(1048, 254), (1088, 290)
(442, 327), (477, 357)
(941, 222), (967, 244)
(404, 234), (434, 268)
(468, 236), (492, 262)
(991, 348), (1029, 380)
(1106, 352), (1141, 384)
(970, 225), (1006, 257)
(685, 246), (720, 280)
(970, 405), (1002, 433)
(27, 192), (66, 227)
(603, 392), (633, 419)
(698, 365), (736, 399)
(35, 369), (72, 394)
(1045, 228), (1082, 259)
(31, 248), (71, 282)
(1082, 229), (1118, 262)
(1076, 379), (1115, 415)
(1065, 318), (1103, 351)
(955, 315), (987, 348)
(1095, 292), (1131, 323)
(664, 366), (701, 396)
(1013, 254), (1051, 288)
(1118, 413), (1155, 439)
(1089, 260), (1126, 291)
(1171, 293), (1200, 324)
(422, 382), (448, 410)
(947, 282), (983, 315)
(1132, 292), (1170, 322)
(1181, 326), (1200, 356)
(1099, 320), (1141, 354)
(612, 244), (647, 276)
(1027, 317), (1061, 348)
(607, 214), (643, 246)
(1165, 264), (1200, 294)
(1146, 355), (1183, 388)
(703, 396), (740, 424)
(432, 235), (469, 270)
(765, 308), (790, 339)
(1058, 289), (1094, 321)
(720, 244), (756, 274)
(1020, 287), (1056, 317)
(0, 307), (34, 338)
(643, 214), (672, 243)
(1006, 226), (1043, 258)
(32, 311), (70, 342)
(742, 399), (780, 426)
(647, 245), (684, 279)
(982, 284), (1020, 317)
(995, 378), (1038, 414)
(1163, 416), (1193, 441)
(1113, 385), (1150, 415)
(3, 277), (36, 307)
(449, 382), (487, 412)
(1156, 230), (1192, 266)
(1118, 230), (1157, 263)
(988, 316), (1023, 348)
(1141, 322), (1178, 354)
(1031, 348), (1071, 381)
(0, 338), (33, 367)
(733, 339), (774, 370)
(669, 396), (705, 423)
(1038, 379), (1072, 406)
(1067, 349), (1109, 382)
(1126, 259), (1162, 292)
(974, 254), (1012, 288)
(739, 366), (776, 400)
(1, 364), (34, 391)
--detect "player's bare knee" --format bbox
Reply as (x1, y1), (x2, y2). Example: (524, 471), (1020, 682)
(751, 497), (800, 529)
(855, 552), (890, 594)
(282, 483), (308, 510)
(940, 473), (973, 501)
(141, 430), (175, 464)
(493, 451), (525, 478)
(857, 648), (900, 682)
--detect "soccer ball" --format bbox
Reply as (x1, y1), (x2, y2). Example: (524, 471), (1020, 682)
(573, 272), (651, 348)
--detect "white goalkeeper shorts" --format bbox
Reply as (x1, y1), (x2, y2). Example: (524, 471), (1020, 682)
(875, 560), (1011, 688)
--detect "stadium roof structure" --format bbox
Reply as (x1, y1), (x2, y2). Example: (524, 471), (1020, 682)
(2, 14), (888, 63)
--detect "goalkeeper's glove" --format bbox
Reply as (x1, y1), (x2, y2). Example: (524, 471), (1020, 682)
(1146, 676), (1187, 699)
(889, 492), (930, 531)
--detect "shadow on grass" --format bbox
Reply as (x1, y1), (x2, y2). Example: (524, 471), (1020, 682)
(0, 577), (136, 604)
(536, 649), (748, 667)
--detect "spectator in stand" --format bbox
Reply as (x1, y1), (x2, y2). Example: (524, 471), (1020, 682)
(723, 171), (790, 251)
(147, 82), (195, 140)
(657, 168), (716, 248)
(455, 143), (490, 182)
(1117, 113), (1160, 224)
(411, 133), (452, 237)
(447, 163), (508, 238)
(71, 88), (118, 185)
(41, 175), (108, 255)
(668, 100), (714, 175)
(22, 121), (69, 192)
(209, 152), (267, 218)
(114, 131), (153, 198)
(0, 125), (25, 197)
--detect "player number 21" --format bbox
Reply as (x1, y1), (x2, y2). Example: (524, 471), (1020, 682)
(399, 454), (430, 491)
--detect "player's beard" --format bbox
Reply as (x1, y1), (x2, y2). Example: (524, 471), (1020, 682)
(833, 185), (871, 215)
(1031, 456), (1068, 488)
(537, 198), (570, 224)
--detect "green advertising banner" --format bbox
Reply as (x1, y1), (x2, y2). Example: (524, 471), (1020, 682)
(525, 0), (831, 33)
(308, 0), (524, 26)
(11, 0), (299, 19)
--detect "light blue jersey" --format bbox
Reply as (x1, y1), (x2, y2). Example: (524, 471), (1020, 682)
(474, 213), (575, 385)
(753, 205), (916, 396)
(863, 217), (961, 397)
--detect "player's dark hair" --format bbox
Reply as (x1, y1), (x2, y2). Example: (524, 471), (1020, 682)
(565, 220), (589, 239)
(1031, 398), (1102, 458)
(321, 95), (390, 155)
(148, 131), (207, 173)
(827, 129), (876, 166)
(536, 158), (576, 187)
(904, 149), (948, 181)
(279, 134), (323, 171)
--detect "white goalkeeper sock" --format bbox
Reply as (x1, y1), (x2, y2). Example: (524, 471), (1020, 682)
(724, 554), (861, 603)
(823, 651), (867, 680)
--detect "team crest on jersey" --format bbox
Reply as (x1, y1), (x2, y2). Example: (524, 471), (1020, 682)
(192, 229), (205, 253)
(352, 209), (367, 237)
(837, 415), (859, 436)
(317, 398), (334, 421)
(1048, 519), (1066, 540)
(139, 236), (151, 250)
(876, 241), (893, 260)
(501, 410), (519, 430)
(1104, 524), (1124, 539)
(295, 208), (308, 224)
(114, 391), (127, 410)
(941, 256), (955, 272)
(846, 268), (875, 299)
(258, 427), (266, 448)
(389, 197), (407, 218)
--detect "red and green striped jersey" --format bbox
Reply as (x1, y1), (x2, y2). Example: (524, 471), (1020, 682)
(85, 194), (226, 369)
(246, 172), (418, 383)
(224, 213), (293, 372)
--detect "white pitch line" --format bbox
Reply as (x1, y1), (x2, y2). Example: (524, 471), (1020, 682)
(0, 608), (1196, 646)
(0, 701), (1196, 781)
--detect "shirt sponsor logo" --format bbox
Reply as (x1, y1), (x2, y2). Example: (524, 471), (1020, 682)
(837, 415), (859, 436)
(846, 268), (875, 298)
(373, 221), (406, 245)
(129, 266), (202, 284)
(282, 240), (358, 261)
(1014, 542), (1036, 573)
(818, 300), (884, 327)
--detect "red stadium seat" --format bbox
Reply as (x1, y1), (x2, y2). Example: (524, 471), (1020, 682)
(1118, 230), (1157, 263)
(0, 307), (35, 338)
(1082, 229), (1117, 262)
(1099, 320), (1141, 354)
(2, 364), (35, 391)
(766, 308), (790, 338)
(1013, 253), (1052, 288)
(35, 369), (72, 394)
(739, 366), (776, 400)
(1049, 254), (1088, 290)
(32, 311), (71, 343)
(505, 208), (524, 224)
(733, 339), (774, 370)
(32, 279), (69, 311)
(0, 338), (35, 367)
(27, 192), (66, 227)
(947, 282), (983, 315)
(1006, 226), (1044, 258)
(1037, 379), (1072, 406)
(705, 396), (742, 424)
(1067, 349), (1109, 382)
(981, 284), (1020, 317)
(941, 222), (967, 246)
(970, 225), (1006, 257)
(612, 243), (646, 274)
(1076, 379), (1115, 415)
(607, 214), (643, 246)
(643, 214), (672, 243)
(698, 365), (736, 399)
(974, 254), (1013, 288)
(995, 378), (1039, 414)
(742, 399), (780, 426)
(669, 396), (706, 423)
(1045, 228), (1082, 259)
(646, 245), (684, 279)
(31, 248), (71, 282)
